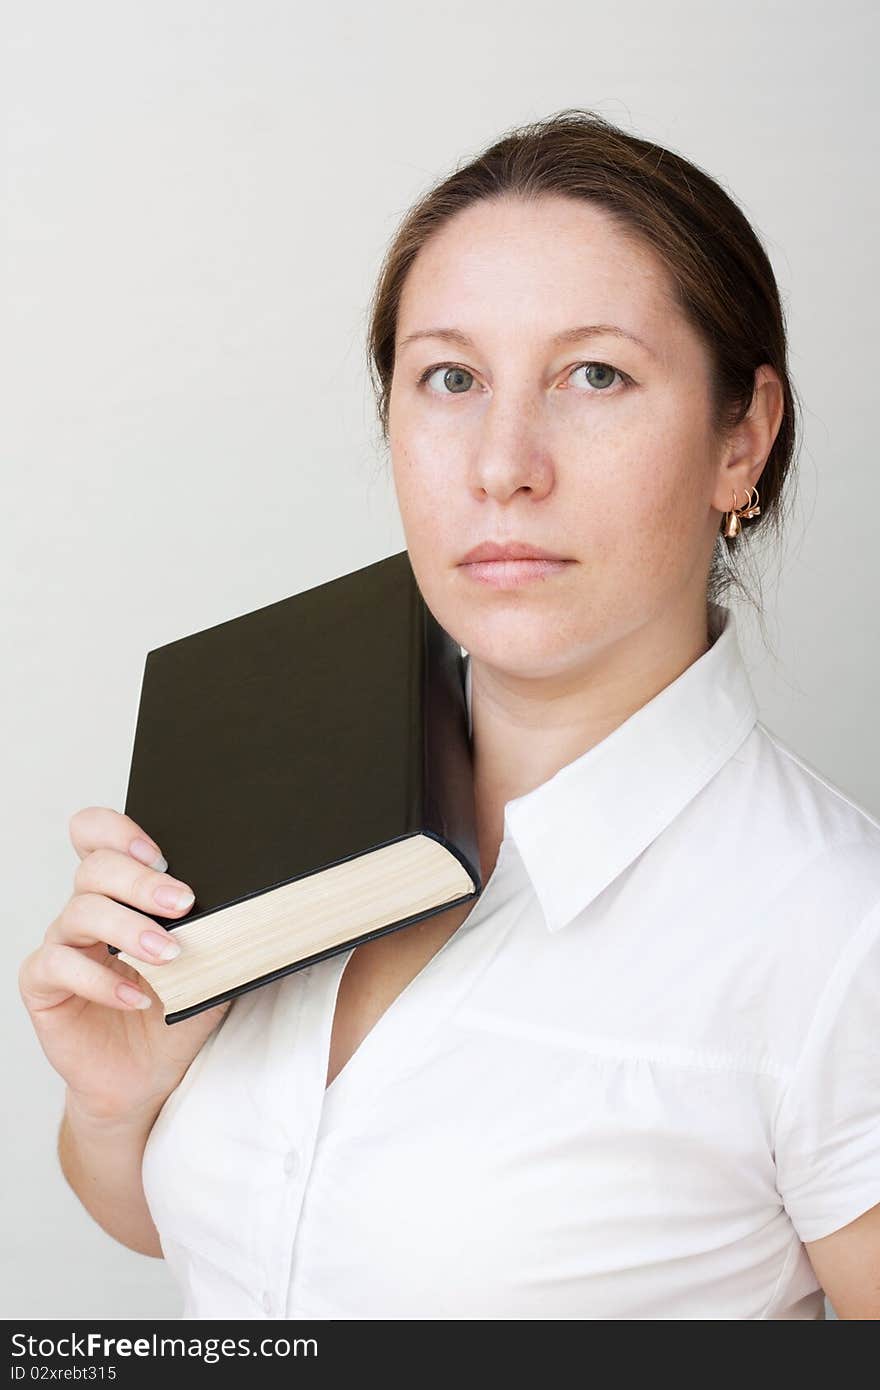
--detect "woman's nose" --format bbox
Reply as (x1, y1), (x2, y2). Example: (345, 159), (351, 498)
(469, 398), (553, 500)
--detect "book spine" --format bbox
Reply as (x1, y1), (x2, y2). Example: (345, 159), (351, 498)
(403, 572), (423, 844)
(416, 598), (482, 893)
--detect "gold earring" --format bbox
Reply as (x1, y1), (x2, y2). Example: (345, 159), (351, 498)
(722, 485), (761, 538)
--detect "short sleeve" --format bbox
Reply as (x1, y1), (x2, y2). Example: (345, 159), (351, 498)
(773, 898), (880, 1243)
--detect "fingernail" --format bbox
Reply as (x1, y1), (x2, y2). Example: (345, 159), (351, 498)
(140, 930), (181, 961)
(153, 883), (195, 911)
(117, 982), (152, 1009)
(130, 838), (168, 872)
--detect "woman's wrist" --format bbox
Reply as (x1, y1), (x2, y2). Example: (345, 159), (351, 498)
(63, 1087), (166, 1136)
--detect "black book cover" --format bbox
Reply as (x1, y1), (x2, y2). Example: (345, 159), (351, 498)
(110, 549), (482, 1021)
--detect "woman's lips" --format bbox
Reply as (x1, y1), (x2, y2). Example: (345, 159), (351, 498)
(459, 558), (573, 588)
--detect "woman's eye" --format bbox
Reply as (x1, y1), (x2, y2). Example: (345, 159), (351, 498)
(419, 364), (475, 395)
(567, 361), (627, 392)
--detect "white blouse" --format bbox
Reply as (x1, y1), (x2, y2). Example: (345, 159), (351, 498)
(141, 601), (880, 1320)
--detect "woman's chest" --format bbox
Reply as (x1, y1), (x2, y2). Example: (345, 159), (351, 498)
(285, 1018), (798, 1317)
(324, 899), (476, 1089)
(140, 889), (810, 1318)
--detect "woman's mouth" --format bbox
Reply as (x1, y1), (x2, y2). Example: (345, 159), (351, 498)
(459, 558), (573, 588)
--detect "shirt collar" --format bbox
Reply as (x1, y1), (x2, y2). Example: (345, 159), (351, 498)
(462, 602), (759, 933)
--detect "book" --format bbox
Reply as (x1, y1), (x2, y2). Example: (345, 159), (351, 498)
(110, 549), (482, 1025)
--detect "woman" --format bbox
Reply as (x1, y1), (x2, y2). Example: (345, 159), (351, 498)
(20, 109), (880, 1320)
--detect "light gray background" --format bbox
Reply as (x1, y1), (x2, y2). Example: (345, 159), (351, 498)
(4, 0), (876, 1322)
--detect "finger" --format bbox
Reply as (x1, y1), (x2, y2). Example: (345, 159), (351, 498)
(68, 806), (168, 872)
(73, 847), (195, 922)
(47, 892), (183, 965)
(19, 941), (155, 1014)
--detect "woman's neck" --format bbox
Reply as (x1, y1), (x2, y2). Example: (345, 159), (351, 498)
(467, 595), (716, 873)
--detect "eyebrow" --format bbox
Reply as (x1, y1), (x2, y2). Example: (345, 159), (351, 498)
(397, 323), (656, 359)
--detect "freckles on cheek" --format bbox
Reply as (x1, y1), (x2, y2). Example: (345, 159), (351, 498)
(392, 438), (417, 477)
(395, 456), (450, 531)
(582, 479), (678, 576)
(395, 425), (442, 478)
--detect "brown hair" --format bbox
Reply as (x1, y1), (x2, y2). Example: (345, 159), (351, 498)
(366, 107), (802, 625)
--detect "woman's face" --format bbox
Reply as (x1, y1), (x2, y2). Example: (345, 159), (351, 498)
(388, 193), (735, 679)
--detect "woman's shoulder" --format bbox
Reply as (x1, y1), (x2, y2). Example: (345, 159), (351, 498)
(718, 717), (880, 952)
(745, 718), (880, 848)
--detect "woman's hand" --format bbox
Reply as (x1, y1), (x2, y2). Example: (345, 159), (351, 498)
(19, 806), (231, 1126)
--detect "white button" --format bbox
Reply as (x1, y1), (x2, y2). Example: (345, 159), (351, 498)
(283, 1148), (301, 1177)
(261, 1289), (273, 1314)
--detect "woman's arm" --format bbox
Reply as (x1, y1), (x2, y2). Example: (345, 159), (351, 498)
(58, 1090), (164, 1258)
(804, 1203), (880, 1319)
